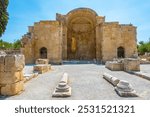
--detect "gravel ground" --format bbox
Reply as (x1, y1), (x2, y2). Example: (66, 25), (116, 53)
(1, 64), (150, 100)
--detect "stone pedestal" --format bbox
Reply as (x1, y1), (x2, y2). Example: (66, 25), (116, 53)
(115, 80), (138, 97)
(105, 61), (124, 71)
(34, 64), (51, 74)
(52, 73), (71, 97)
(35, 59), (49, 64)
(124, 58), (140, 71)
(0, 54), (25, 96)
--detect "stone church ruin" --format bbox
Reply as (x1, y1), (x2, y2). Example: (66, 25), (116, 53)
(21, 8), (137, 64)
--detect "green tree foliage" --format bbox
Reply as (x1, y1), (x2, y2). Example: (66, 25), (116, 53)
(13, 39), (21, 49)
(0, 0), (9, 37)
(0, 39), (21, 49)
(138, 41), (150, 54)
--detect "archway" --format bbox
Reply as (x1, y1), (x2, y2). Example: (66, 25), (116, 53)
(117, 47), (125, 58)
(67, 8), (97, 60)
(40, 47), (47, 59)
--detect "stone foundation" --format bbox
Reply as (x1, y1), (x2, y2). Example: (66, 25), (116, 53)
(35, 59), (49, 64)
(33, 64), (51, 74)
(124, 58), (140, 71)
(105, 58), (140, 72)
(0, 54), (25, 96)
(105, 61), (124, 71)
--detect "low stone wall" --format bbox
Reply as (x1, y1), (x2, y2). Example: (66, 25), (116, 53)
(0, 54), (25, 96)
(34, 64), (51, 74)
(105, 61), (124, 71)
(105, 58), (140, 72)
(35, 59), (49, 64)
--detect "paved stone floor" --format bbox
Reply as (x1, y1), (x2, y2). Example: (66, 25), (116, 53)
(1, 64), (150, 100)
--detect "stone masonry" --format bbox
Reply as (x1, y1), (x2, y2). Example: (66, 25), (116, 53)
(0, 54), (25, 96)
(21, 8), (138, 64)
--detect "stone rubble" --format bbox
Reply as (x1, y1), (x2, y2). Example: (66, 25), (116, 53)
(52, 73), (71, 97)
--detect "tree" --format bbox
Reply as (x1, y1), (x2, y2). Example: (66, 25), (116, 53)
(138, 40), (150, 54)
(13, 39), (21, 49)
(0, 0), (9, 37)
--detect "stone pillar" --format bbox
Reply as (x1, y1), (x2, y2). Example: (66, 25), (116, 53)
(0, 54), (25, 96)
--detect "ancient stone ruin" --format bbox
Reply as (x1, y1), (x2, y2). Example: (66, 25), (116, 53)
(115, 80), (138, 97)
(21, 8), (138, 64)
(103, 73), (120, 86)
(105, 58), (140, 72)
(52, 73), (71, 97)
(34, 59), (51, 74)
(103, 73), (138, 97)
(0, 53), (25, 96)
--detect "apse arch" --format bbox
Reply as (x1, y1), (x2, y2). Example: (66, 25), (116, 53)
(66, 8), (97, 60)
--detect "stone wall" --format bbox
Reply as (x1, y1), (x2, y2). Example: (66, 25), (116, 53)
(22, 21), (62, 64)
(101, 23), (137, 62)
(0, 54), (25, 96)
(21, 8), (137, 63)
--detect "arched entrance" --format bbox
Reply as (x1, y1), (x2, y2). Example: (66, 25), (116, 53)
(40, 47), (47, 59)
(117, 47), (125, 58)
(67, 8), (97, 60)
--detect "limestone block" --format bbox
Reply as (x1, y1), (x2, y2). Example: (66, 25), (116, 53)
(124, 58), (140, 71)
(1, 81), (24, 96)
(35, 59), (49, 64)
(33, 64), (51, 74)
(103, 73), (120, 86)
(115, 80), (138, 97)
(105, 61), (124, 71)
(0, 71), (23, 85)
(4, 54), (25, 72)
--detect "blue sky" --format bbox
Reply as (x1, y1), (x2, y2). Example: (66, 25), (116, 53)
(1, 0), (150, 43)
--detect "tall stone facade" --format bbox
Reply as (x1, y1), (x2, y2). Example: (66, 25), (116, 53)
(21, 8), (137, 64)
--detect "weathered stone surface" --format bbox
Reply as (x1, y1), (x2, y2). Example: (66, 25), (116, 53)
(4, 54), (25, 72)
(33, 64), (51, 74)
(115, 80), (138, 97)
(1, 81), (24, 96)
(103, 73), (120, 86)
(105, 61), (124, 71)
(124, 58), (140, 71)
(52, 73), (71, 97)
(21, 8), (137, 64)
(0, 71), (23, 85)
(35, 59), (49, 64)
(0, 55), (5, 72)
(0, 54), (25, 96)
(60, 72), (68, 84)
(52, 87), (71, 97)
